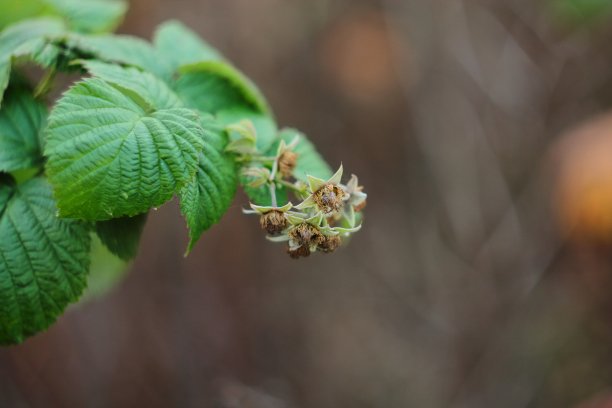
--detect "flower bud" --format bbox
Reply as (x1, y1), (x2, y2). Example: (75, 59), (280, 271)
(353, 200), (367, 212)
(278, 150), (298, 179)
(259, 210), (287, 235)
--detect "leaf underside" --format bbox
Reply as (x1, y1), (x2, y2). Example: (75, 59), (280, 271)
(95, 212), (148, 260)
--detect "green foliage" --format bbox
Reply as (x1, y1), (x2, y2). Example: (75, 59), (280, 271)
(0, 4), (341, 344)
(0, 18), (66, 104)
(95, 213), (148, 261)
(0, 0), (127, 33)
(44, 0), (127, 34)
(175, 61), (270, 115)
(71, 34), (172, 81)
(45, 76), (204, 220)
(179, 117), (238, 253)
(549, 0), (612, 25)
(0, 86), (46, 172)
(0, 177), (90, 344)
(153, 20), (223, 71)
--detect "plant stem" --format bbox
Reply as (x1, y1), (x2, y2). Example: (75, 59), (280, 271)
(278, 179), (305, 193)
(34, 69), (56, 99)
(269, 183), (278, 207)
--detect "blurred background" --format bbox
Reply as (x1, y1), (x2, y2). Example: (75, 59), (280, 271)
(7, 0), (612, 406)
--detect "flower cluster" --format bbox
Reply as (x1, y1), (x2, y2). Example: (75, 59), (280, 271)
(232, 122), (366, 258)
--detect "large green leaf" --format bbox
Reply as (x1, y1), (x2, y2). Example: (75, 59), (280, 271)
(275, 128), (332, 181)
(70, 34), (172, 81)
(0, 86), (47, 172)
(0, 177), (90, 344)
(179, 116), (238, 253)
(153, 20), (223, 72)
(44, 0), (127, 34)
(174, 61), (271, 115)
(45, 77), (205, 220)
(95, 212), (148, 260)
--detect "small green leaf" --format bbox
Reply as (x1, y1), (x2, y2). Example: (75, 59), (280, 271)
(70, 34), (172, 81)
(12, 37), (63, 69)
(174, 61), (271, 115)
(217, 108), (278, 153)
(153, 20), (224, 71)
(95, 212), (148, 260)
(44, 0), (127, 34)
(179, 117), (238, 253)
(0, 177), (90, 345)
(0, 86), (47, 172)
(275, 128), (332, 181)
(45, 77), (205, 220)
(0, 17), (66, 105)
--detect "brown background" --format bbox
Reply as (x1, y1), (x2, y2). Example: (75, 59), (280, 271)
(5, 0), (612, 406)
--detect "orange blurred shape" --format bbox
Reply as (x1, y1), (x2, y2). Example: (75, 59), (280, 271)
(556, 113), (612, 244)
(318, 9), (401, 104)
(575, 392), (612, 408)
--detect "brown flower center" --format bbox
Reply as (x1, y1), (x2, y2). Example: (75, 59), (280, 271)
(289, 223), (325, 247)
(313, 183), (345, 213)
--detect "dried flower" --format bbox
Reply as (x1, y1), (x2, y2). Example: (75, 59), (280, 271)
(278, 150), (298, 178)
(318, 235), (341, 253)
(288, 245), (311, 259)
(260, 210), (287, 235)
(274, 137), (300, 179)
(243, 202), (293, 235)
(289, 222), (325, 248)
(296, 165), (345, 215)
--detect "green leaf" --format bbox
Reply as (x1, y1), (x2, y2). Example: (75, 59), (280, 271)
(179, 116), (238, 253)
(70, 34), (172, 81)
(0, 17), (66, 105)
(81, 60), (181, 110)
(95, 212), (148, 260)
(12, 36), (63, 69)
(0, 0), (52, 30)
(0, 86), (47, 172)
(45, 77), (205, 220)
(0, 17), (65, 58)
(153, 20), (224, 72)
(0, 177), (90, 345)
(44, 0), (127, 34)
(276, 128), (332, 181)
(174, 61), (271, 115)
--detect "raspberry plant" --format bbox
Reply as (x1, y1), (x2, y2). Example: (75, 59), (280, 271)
(0, 0), (366, 345)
